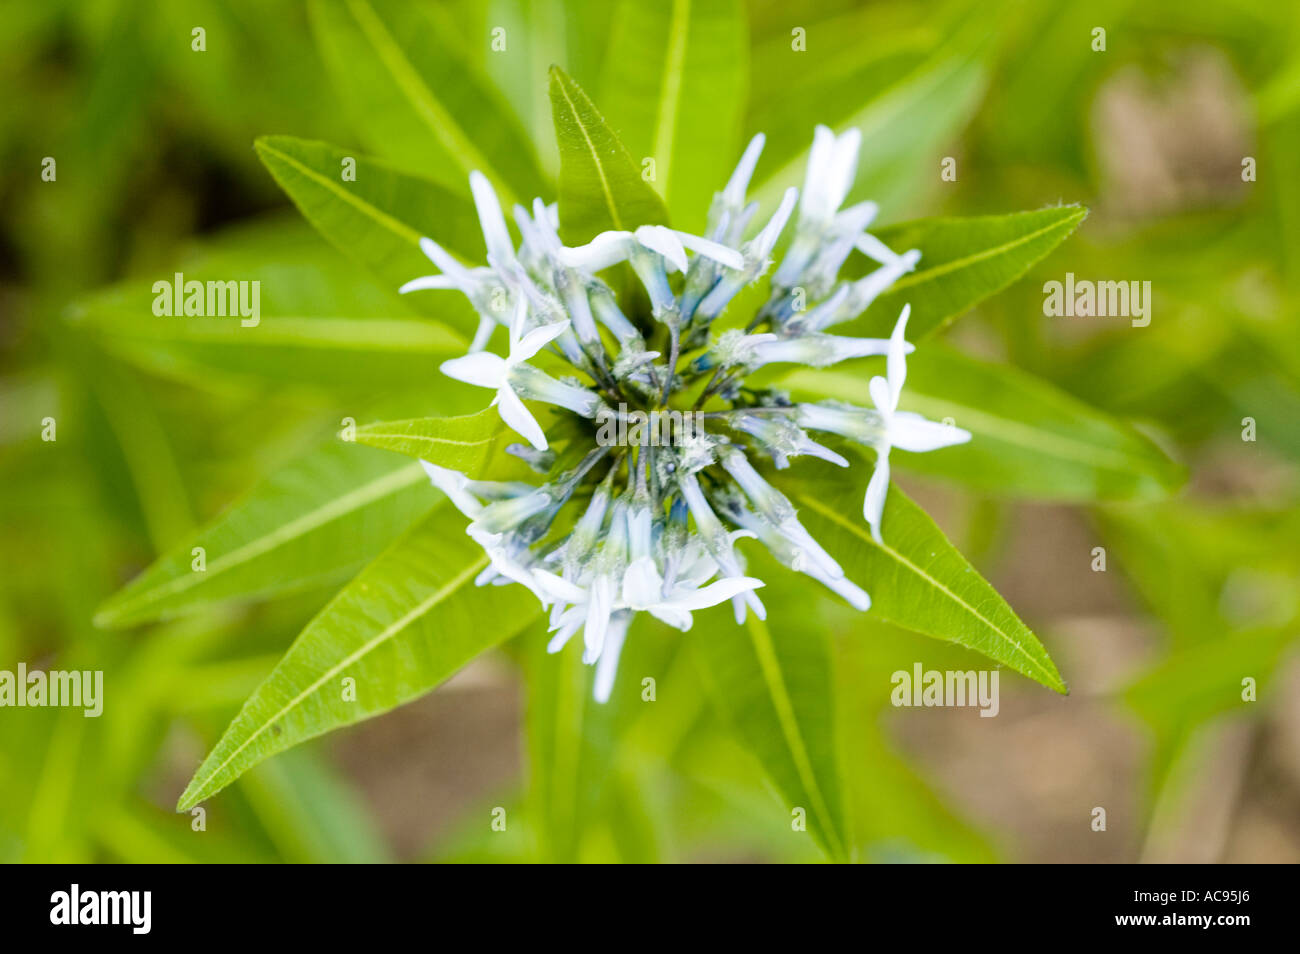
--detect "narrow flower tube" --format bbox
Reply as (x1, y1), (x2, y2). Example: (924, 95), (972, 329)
(696, 187), (799, 319)
(795, 402), (888, 445)
(507, 362), (602, 418)
(772, 126), (861, 287)
(471, 487), (554, 535)
(730, 413), (849, 469)
(677, 470), (766, 623)
(582, 499), (629, 663)
(807, 250), (922, 334)
(745, 332), (904, 368)
(726, 497), (869, 609)
(718, 447), (843, 581)
(588, 282), (641, 344)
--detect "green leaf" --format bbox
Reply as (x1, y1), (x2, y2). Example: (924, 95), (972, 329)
(749, 10), (990, 220)
(840, 206), (1089, 340)
(308, 0), (546, 203)
(830, 615), (997, 862)
(94, 442), (435, 628)
(1122, 625), (1295, 795)
(1096, 502), (1300, 646)
(785, 475), (1067, 693)
(781, 344), (1185, 501)
(70, 221), (471, 393)
(522, 614), (682, 862)
(238, 748), (391, 863)
(549, 66), (670, 243)
(524, 636), (603, 862)
(19, 713), (87, 862)
(598, 0), (747, 231)
(475, 1), (619, 182)
(745, 13), (928, 174)
(176, 506), (540, 809)
(353, 409), (524, 477)
(79, 307), (464, 397)
(690, 569), (850, 861)
(844, 50), (988, 218)
(255, 136), (485, 334)
(88, 356), (194, 551)
(1125, 628), (1294, 731)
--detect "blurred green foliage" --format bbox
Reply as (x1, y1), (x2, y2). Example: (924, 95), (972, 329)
(2, 0), (1296, 863)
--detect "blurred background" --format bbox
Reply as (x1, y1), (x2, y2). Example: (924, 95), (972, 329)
(1, 0), (1297, 862)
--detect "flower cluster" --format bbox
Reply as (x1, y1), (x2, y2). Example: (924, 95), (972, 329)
(402, 126), (970, 701)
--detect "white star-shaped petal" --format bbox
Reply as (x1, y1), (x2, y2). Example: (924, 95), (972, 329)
(440, 299), (570, 450)
(863, 304), (972, 542)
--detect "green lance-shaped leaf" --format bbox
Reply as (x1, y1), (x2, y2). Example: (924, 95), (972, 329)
(1125, 627), (1296, 735)
(238, 748), (392, 863)
(73, 279), (466, 395)
(94, 442), (436, 628)
(832, 622), (998, 862)
(845, 49), (988, 218)
(176, 506), (541, 810)
(478, 0), (620, 183)
(1095, 502), (1300, 648)
(93, 312), (463, 396)
(785, 474), (1067, 693)
(549, 66), (670, 244)
(691, 570), (851, 861)
(68, 221), (468, 394)
(255, 136), (485, 335)
(308, 0), (547, 204)
(599, 0), (747, 231)
(353, 409), (525, 474)
(524, 636), (603, 863)
(839, 205), (1088, 340)
(523, 615), (680, 862)
(781, 344), (1184, 501)
(96, 409), (517, 628)
(750, 11), (990, 221)
(1123, 626), (1296, 793)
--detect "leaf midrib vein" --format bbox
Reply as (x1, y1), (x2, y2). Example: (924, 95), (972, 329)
(345, 0), (516, 205)
(789, 369), (1152, 474)
(796, 494), (1061, 689)
(184, 553), (490, 805)
(117, 317), (463, 350)
(902, 392), (1150, 473)
(355, 432), (498, 451)
(115, 462), (426, 611)
(554, 75), (624, 231)
(886, 212), (1084, 293)
(260, 141), (423, 245)
(745, 614), (847, 860)
(651, 0), (691, 196)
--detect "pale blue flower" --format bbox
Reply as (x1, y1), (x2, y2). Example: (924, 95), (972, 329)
(405, 128), (968, 700)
